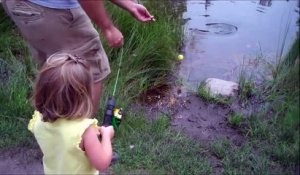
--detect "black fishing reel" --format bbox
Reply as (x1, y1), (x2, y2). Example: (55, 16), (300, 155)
(102, 96), (123, 130)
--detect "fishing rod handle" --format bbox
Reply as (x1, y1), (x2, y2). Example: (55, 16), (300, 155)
(102, 97), (115, 127)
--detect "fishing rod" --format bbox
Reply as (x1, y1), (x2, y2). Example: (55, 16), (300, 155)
(102, 47), (124, 130)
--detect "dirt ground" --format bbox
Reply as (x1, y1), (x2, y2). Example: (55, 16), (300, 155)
(0, 147), (43, 174)
(0, 84), (245, 174)
(139, 84), (247, 174)
(141, 84), (245, 146)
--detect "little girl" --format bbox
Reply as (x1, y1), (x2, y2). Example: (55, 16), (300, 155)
(28, 53), (114, 174)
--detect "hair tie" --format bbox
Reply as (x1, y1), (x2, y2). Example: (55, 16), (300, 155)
(70, 54), (82, 63)
(74, 54), (82, 60)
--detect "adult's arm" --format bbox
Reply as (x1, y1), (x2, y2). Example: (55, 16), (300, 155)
(78, 0), (112, 32)
(78, 0), (123, 48)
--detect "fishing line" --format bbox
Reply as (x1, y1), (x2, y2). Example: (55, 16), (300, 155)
(102, 47), (124, 129)
(112, 47), (124, 96)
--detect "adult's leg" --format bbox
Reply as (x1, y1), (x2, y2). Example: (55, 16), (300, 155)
(92, 81), (103, 115)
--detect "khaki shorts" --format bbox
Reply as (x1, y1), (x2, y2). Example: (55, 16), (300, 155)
(2, 0), (110, 82)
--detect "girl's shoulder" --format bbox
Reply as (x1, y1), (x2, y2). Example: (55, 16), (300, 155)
(28, 110), (98, 133)
(28, 110), (42, 133)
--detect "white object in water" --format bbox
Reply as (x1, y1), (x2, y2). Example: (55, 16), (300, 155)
(205, 78), (239, 97)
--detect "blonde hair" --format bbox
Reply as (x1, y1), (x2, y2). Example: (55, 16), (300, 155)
(32, 53), (94, 122)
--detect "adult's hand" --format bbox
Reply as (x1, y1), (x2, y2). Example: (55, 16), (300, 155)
(129, 3), (155, 22)
(110, 0), (155, 23)
(102, 25), (124, 48)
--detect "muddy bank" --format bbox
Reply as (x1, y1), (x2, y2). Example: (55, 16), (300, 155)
(170, 95), (244, 145)
(138, 84), (249, 174)
(140, 85), (245, 146)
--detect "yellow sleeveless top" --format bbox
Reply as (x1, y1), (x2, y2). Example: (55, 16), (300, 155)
(28, 111), (99, 175)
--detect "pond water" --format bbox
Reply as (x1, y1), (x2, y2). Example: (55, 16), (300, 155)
(179, 0), (299, 91)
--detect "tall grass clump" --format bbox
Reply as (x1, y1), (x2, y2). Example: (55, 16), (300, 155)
(0, 57), (34, 148)
(264, 37), (300, 166)
(243, 37), (299, 170)
(0, 7), (35, 148)
(100, 0), (184, 106)
(233, 34), (299, 173)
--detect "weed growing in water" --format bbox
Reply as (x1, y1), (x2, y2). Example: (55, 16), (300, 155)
(237, 59), (255, 104)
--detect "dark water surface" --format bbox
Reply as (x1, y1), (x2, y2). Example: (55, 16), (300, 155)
(179, 0), (299, 90)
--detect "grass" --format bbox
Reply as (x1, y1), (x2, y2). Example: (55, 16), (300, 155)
(111, 114), (212, 175)
(210, 139), (271, 175)
(245, 115), (271, 140)
(256, 38), (299, 167)
(233, 37), (300, 173)
(210, 139), (231, 159)
(0, 53), (35, 148)
(0, 8), (35, 148)
(238, 70), (254, 103)
(223, 144), (270, 175)
(227, 113), (243, 127)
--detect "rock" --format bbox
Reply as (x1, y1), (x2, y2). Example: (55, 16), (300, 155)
(205, 78), (239, 97)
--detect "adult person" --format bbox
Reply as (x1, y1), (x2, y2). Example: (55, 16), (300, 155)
(2, 0), (154, 113)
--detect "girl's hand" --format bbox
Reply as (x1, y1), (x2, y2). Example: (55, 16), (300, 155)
(102, 25), (123, 48)
(99, 126), (115, 140)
